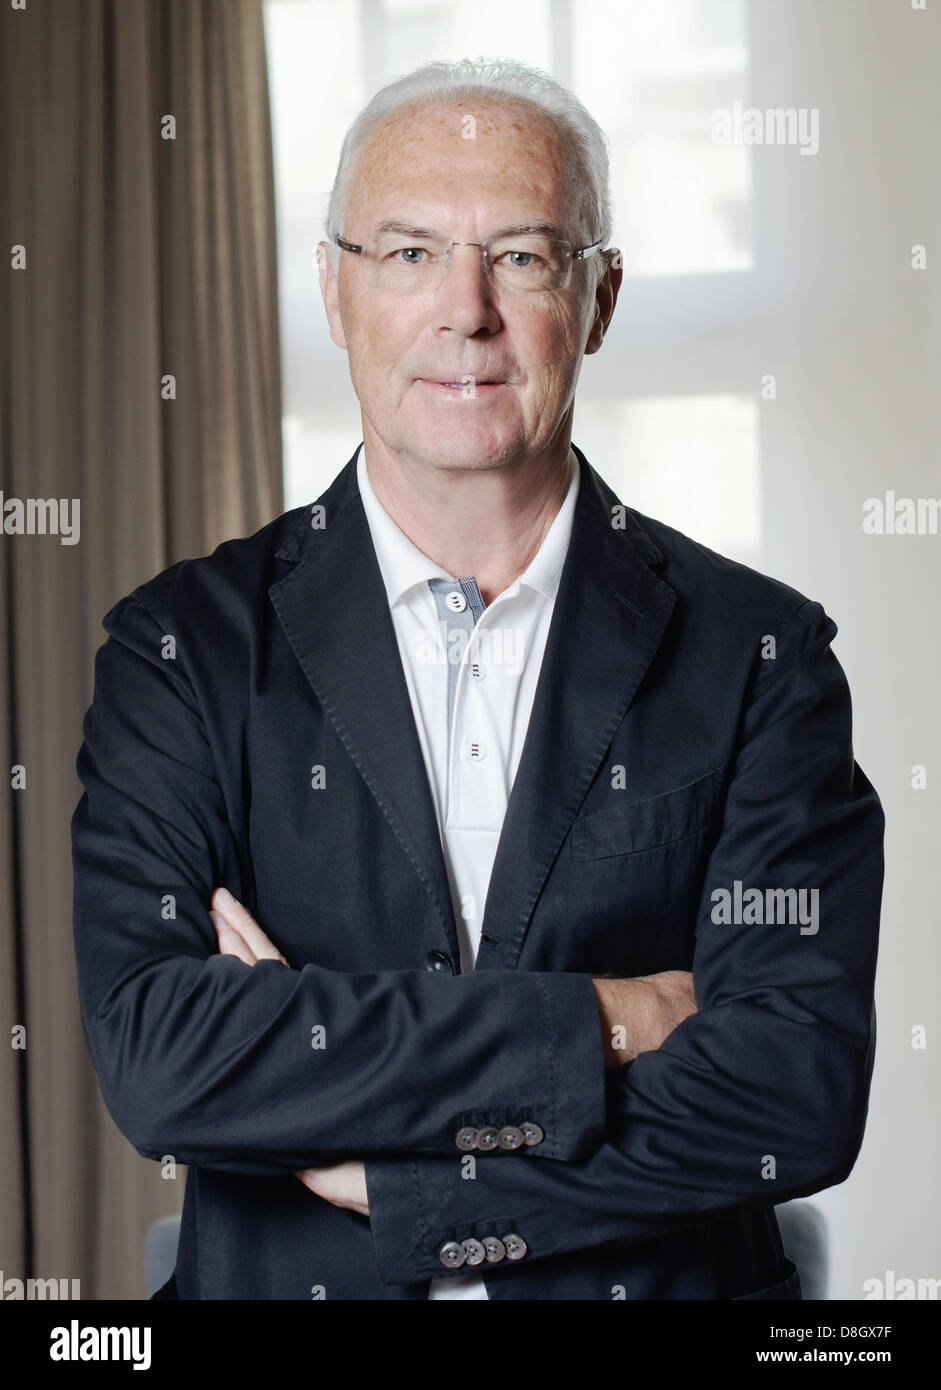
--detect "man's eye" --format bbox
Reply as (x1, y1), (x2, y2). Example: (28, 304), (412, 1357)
(392, 247), (427, 264)
(501, 251), (541, 269)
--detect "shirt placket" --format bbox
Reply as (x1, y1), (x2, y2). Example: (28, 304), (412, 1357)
(427, 576), (507, 829)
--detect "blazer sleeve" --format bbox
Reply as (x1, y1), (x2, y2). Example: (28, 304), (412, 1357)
(71, 592), (606, 1176)
(364, 598), (885, 1284)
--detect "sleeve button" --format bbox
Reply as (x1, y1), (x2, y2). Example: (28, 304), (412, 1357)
(455, 1126), (479, 1152)
(520, 1121), (544, 1147)
(475, 1125), (499, 1151)
(438, 1241), (466, 1268)
(504, 1233), (528, 1261)
(497, 1125), (524, 1150)
(483, 1236), (506, 1263)
(461, 1238), (486, 1266)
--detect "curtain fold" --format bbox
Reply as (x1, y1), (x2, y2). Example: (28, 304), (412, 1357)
(0, 0), (282, 1298)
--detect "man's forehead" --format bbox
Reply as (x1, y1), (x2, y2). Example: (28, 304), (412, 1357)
(346, 101), (572, 228)
(352, 100), (571, 187)
(366, 95), (567, 148)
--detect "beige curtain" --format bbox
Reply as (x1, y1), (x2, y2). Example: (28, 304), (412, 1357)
(0, 0), (282, 1298)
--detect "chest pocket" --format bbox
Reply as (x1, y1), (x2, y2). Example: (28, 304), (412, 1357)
(571, 766), (726, 861)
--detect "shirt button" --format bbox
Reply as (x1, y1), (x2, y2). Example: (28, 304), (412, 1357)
(461, 1238), (486, 1266)
(504, 1233), (528, 1261)
(469, 661), (486, 680)
(483, 1236), (506, 1263)
(425, 949), (454, 974)
(520, 1121), (545, 1147)
(462, 738), (487, 762)
(445, 590), (467, 613)
(438, 1241), (466, 1269)
(497, 1125), (524, 1151)
(475, 1125), (499, 1151)
(455, 1126), (479, 1152)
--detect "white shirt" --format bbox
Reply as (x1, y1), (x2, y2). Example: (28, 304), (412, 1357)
(356, 442), (580, 1299)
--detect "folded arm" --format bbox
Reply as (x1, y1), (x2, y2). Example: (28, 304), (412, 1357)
(362, 600), (884, 1283)
(71, 592), (607, 1174)
(208, 890), (697, 1213)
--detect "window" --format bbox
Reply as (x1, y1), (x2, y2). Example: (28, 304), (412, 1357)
(264, 0), (760, 567)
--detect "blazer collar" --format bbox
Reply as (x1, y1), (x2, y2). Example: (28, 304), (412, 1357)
(270, 442), (674, 971)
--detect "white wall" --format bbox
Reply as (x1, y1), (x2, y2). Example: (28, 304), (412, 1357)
(743, 0), (941, 1302)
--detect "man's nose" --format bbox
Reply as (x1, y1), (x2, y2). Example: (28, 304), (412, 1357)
(431, 243), (501, 337)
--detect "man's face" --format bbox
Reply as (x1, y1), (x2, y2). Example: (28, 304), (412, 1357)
(319, 98), (618, 475)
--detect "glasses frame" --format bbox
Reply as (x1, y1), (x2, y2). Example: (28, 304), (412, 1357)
(331, 232), (611, 292)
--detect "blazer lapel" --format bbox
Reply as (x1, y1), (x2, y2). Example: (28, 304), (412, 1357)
(268, 452), (461, 965)
(474, 446), (677, 972)
(268, 444), (677, 978)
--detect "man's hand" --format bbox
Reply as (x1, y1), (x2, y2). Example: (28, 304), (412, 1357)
(591, 971), (698, 1068)
(210, 887), (369, 1217)
(294, 1160), (369, 1217)
(209, 887), (290, 965)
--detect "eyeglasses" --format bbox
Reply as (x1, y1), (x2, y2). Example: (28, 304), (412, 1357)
(331, 231), (611, 294)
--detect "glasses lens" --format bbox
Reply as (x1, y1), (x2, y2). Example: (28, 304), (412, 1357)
(364, 234), (575, 292)
(373, 235), (450, 291)
(487, 236), (572, 291)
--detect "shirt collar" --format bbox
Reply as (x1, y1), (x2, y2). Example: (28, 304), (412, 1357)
(357, 445), (453, 607)
(357, 442), (580, 609)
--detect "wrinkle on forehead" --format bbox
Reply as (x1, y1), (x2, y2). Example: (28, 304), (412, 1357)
(345, 96), (586, 238)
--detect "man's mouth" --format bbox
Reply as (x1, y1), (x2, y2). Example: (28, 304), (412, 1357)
(420, 378), (506, 390)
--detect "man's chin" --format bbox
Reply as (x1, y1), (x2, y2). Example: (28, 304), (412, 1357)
(404, 409), (522, 469)
(413, 440), (518, 472)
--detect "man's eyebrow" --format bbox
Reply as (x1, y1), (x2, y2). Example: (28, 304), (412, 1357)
(372, 219), (570, 240)
(373, 220), (440, 238)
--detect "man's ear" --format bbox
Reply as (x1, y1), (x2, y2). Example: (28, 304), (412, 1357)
(584, 250), (622, 356)
(316, 241), (348, 350)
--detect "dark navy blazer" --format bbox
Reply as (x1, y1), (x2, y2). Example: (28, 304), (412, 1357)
(71, 443), (884, 1300)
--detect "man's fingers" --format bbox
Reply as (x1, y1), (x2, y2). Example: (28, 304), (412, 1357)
(293, 1161), (370, 1216)
(211, 913), (257, 966)
(211, 887), (288, 964)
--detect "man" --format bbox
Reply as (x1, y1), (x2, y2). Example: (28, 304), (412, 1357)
(72, 58), (884, 1301)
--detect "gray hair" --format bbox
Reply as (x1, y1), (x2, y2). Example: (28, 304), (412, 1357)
(323, 57), (612, 273)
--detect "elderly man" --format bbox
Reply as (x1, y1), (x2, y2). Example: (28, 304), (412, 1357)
(72, 58), (883, 1301)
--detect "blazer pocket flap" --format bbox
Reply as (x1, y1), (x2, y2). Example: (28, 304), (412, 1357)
(571, 767), (725, 861)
